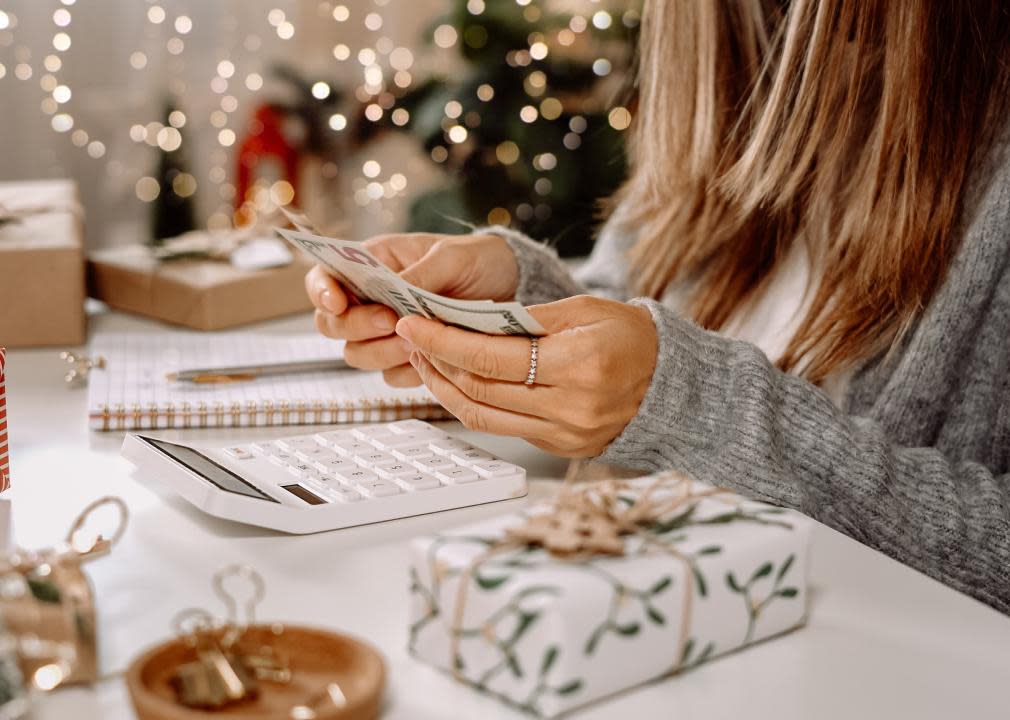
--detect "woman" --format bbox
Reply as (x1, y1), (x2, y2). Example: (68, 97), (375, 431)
(307, 1), (1010, 613)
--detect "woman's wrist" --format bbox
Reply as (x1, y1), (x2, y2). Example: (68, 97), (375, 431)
(596, 298), (712, 469)
(471, 232), (520, 302)
(477, 225), (586, 306)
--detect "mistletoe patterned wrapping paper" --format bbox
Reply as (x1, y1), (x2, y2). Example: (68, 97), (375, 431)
(408, 476), (813, 718)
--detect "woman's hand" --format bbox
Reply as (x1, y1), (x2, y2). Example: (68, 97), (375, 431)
(396, 295), (659, 457)
(306, 232), (518, 387)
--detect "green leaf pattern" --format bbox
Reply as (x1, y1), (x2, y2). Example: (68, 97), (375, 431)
(410, 499), (804, 716)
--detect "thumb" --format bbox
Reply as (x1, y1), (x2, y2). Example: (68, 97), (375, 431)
(398, 245), (461, 295)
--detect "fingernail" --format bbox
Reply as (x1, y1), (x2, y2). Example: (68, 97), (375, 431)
(400, 337), (415, 353)
(320, 289), (339, 313)
(374, 311), (396, 332)
(396, 317), (415, 342)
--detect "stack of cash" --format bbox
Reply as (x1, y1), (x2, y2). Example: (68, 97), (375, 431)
(276, 227), (546, 337)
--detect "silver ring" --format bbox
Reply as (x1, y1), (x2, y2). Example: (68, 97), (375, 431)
(524, 338), (539, 386)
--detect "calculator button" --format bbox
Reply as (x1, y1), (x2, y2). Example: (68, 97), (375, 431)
(414, 455), (456, 472)
(355, 480), (402, 498)
(355, 451), (397, 466)
(276, 436), (320, 452)
(314, 430), (355, 447)
(224, 446), (254, 460)
(295, 446), (333, 461)
(388, 419), (435, 434)
(268, 453), (296, 467)
(436, 467), (480, 485)
(352, 425), (396, 440)
(313, 457), (357, 473)
(336, 468), (379, 484)
(327, 486), (363, 503)
(286, 463), (315, 478)
(370, 432), (442, 450)
(392, 445), (434, 462)
(300, 475), (328, 490)
(450, 449), (495, 465)
(397, 473), (442, 491)
(429, 439), (472, 455)
(332, 440), (374, 457)
(472, 461), (520, 478)
(376, 462), (417, 478)
(251, 442), (280, 455)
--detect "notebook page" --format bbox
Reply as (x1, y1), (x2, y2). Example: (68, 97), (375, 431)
(86, 332), (442, 431)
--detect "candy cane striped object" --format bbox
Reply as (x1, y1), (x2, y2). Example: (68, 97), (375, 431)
(0, 348), (8, 492)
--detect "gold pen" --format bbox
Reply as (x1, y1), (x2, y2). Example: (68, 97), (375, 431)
(166, 358), (350, 384)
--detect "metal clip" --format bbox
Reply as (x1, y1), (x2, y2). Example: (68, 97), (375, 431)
(213, 564), (265, 646)
(212, 565), (291, 683)
(64, 496), (128, 562)
(170, 608), (259, 709)
(59, 352), (105, 386)
(290, 683), (348, 719)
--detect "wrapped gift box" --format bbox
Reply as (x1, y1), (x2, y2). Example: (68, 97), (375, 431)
(87, 244), (315, 331)
(409, 474), (812, 718)
(0, 180), (86, 348)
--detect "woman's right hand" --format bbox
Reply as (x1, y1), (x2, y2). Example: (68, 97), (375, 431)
(305, 232), (519, 387)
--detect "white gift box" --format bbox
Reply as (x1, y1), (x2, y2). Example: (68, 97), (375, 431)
(409, 475), (813, 717)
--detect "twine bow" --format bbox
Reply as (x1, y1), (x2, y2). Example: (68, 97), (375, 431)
(152, 207), (315, 263)
(449, 463), (729, 681)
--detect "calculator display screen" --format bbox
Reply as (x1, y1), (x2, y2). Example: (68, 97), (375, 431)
(142, 437), (277, 503)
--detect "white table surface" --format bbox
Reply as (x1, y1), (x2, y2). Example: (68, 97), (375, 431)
(5, 308), (1010, 719)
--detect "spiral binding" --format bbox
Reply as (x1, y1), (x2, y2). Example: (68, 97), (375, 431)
(90, 397), (451, 431)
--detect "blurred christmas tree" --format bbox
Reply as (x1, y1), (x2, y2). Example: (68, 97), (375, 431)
(375, 0), (638, 257)
(151, 102), (197, 243)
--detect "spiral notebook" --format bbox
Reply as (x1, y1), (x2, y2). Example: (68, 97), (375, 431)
(86, 332), (447, 431)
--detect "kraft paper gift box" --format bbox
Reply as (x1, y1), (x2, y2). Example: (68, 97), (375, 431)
(0, 180), (86, 348)
(87, 243), (315, 331)
(408, 474), (813, 718)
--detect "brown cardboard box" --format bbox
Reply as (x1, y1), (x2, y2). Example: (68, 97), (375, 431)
(0, 180), (86, 348)
(87, 244), (315, 330)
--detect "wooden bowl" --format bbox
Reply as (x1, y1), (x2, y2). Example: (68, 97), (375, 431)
(126, 624), (384, 720)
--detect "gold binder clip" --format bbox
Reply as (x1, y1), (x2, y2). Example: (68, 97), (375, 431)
(213, 565), (292, 684)
(170, 608), (258, 710)
(59, 352), (105, 386)
(290, 682), (348, 719)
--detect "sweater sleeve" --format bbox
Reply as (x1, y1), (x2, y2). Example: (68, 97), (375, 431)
(480, 211), (639, 305)
(600, 298), (1010, 614)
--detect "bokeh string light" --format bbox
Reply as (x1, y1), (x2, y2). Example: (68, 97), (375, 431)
(0, 0), (635, 234)
(0, 0), (110, 164)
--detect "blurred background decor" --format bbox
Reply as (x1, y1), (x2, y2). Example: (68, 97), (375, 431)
(367, 0), (638, 256)
(0, 0), (637, 257)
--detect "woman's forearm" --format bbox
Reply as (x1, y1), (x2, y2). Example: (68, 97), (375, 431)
(602, 298), (1010, 614)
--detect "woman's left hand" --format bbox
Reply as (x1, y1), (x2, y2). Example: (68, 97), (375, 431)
(395, 295), (658, 458)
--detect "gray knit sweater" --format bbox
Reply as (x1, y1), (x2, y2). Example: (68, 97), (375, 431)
(490, 129), (1010, 615)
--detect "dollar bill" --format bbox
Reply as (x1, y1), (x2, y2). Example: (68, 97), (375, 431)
(276, 228), (546, 336)
(278, 205), (318, 234)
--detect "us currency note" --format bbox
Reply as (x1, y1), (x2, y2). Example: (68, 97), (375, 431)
(276, 228), (546, 336)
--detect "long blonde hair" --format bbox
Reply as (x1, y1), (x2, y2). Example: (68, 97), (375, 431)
(622, 0), (1010, 382)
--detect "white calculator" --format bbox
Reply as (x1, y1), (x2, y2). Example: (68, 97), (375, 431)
(121, 420), (528, 534)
